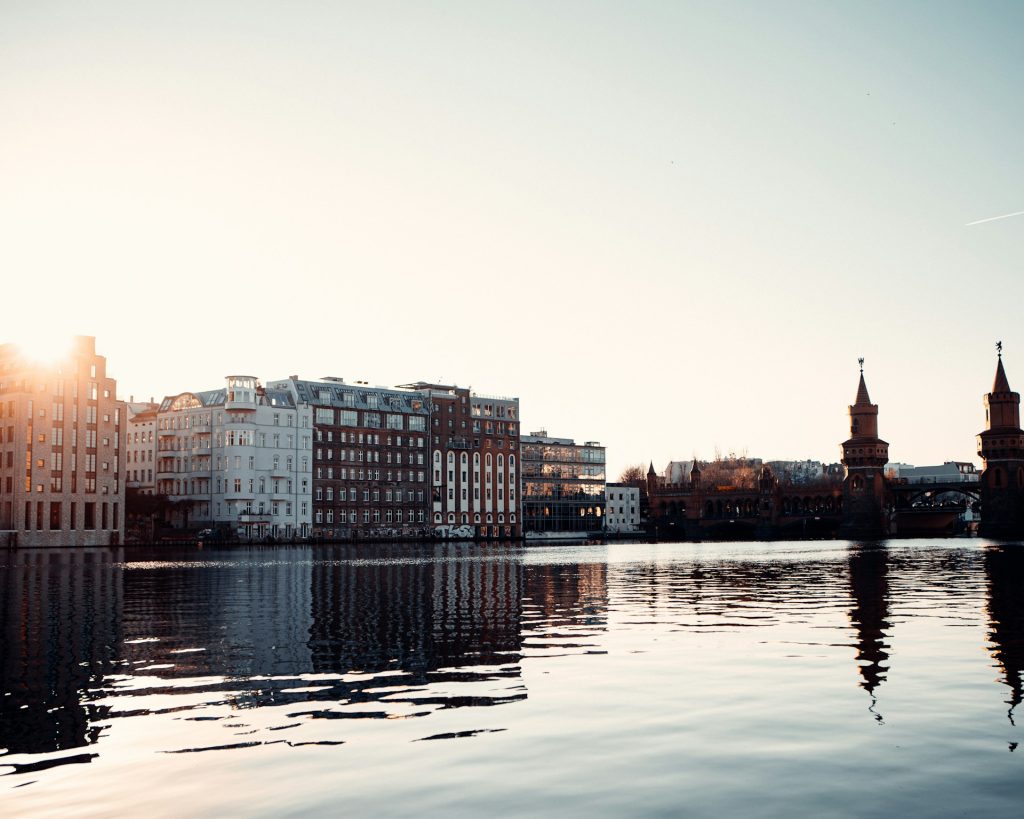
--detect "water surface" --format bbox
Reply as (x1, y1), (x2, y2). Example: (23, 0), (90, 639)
(2, 539), (1022, 816)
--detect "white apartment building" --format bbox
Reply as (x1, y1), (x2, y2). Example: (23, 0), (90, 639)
(605, 483), (641, 533)
(125, 401), (158, 494)
(156, 375), (313, 540)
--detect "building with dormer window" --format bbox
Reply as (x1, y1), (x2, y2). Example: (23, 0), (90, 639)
(156, 376), (312, 540)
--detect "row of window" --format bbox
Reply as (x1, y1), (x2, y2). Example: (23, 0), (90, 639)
(315, 467), (425, 482)
(315, 486), (427, 503)
(159, 411), (308, 430)
(314, 430), (426, 447)
(315, 448), (427, 465)
(158, 433), (310, 451)
(159, 454), (310, 472)
(315, 409), (427, 431)
(19, 499), (118, 531)
(0, 476), (111, 495)
(315, 508), (427, 524)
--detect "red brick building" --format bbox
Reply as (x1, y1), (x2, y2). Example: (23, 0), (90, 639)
(270, 377), (430, 540)
(401, 383), (521, 539)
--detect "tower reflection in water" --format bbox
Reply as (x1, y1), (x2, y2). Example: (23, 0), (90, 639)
(847, 543), (891, 722)
(985, 543), (1024, 726)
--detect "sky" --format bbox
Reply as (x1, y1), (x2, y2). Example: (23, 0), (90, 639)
(2, 1), (1022, 479)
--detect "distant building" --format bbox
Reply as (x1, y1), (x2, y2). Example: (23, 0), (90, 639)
(125, 401), (158, 494)
(886, 461), (979, 483)
(268, 377), (430, 540)
(605, 482), (641, 533)
(400, 383), (522, 539)
(0, 336), (125, 547)
(522, 431), (605, 537)
(156, 376), (312, 540)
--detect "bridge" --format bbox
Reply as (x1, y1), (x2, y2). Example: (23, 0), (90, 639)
(647, 348), (1024, 540)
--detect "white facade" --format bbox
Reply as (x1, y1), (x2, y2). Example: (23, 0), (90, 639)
(156, 376), (313, 540)
(605, 484), (641, 533)
(125, 402), (158, 494)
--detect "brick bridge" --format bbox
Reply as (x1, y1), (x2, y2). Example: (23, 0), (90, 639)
(648, 350), (1024, 540)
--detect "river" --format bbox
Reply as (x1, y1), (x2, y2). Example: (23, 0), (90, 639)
(2, 539), (1022, 816)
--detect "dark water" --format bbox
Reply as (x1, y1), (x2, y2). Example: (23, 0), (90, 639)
(1, 539), (1022, 817)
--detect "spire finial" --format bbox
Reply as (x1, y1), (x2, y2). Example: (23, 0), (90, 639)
(858, 357), (865, 373)
(997, 340), (1003, 359)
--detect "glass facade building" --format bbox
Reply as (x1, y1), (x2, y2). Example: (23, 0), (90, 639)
(521, 432), (605, 534)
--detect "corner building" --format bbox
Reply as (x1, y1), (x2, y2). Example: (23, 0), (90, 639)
(268, 377), (430, 539)
(401, 383), (522, 539)
(156, 376), (312, 540)
(0, 336), (125, 547)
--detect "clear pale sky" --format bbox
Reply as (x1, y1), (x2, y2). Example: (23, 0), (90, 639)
(2, 1), (1022, 479)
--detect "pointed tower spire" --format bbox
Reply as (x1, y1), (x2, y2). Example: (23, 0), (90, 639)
(994, 342), (1011, 393)
(855, 357), (872, 405)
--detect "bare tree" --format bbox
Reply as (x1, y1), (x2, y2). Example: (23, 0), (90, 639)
(619, 463), (648, 484)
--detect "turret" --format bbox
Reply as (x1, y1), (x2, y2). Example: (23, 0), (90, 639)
(977, 343), (1024, 538)
(839, 359), (890, 539)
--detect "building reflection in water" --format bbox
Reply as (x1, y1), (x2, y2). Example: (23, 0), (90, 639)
(0, 549), (124, 756)
(847, 543), (891, 722)
(309, 544), (525, 683)
(1, 544), (542, 760)
(984, 543), (1024, 725)
(524, 562), (608, 629)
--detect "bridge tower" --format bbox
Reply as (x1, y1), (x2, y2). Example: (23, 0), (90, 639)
(839, 360), (890, 539)
(977, 345), (1024, 538)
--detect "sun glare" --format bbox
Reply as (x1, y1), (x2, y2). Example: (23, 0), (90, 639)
(17, 334), (76, 366)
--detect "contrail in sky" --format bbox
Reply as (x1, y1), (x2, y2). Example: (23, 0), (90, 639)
(965, 210), (1024, 226)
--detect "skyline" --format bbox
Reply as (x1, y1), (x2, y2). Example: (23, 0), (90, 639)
(3, 1), (1022, 477)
